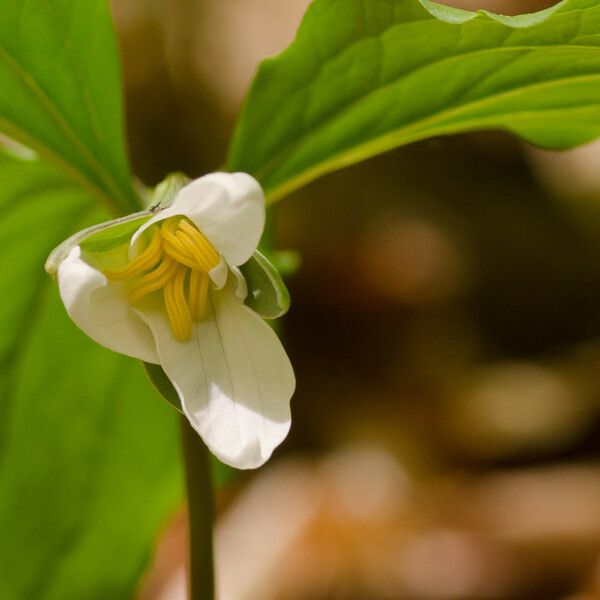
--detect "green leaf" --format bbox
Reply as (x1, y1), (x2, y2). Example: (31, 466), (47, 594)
(228, 0), (600, 202)
(0, 0), (138, 213)
(240, 250), (291, 318)
(0, 151), (182, 599)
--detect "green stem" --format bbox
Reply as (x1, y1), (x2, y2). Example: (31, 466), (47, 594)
(181, 417), (215, 600)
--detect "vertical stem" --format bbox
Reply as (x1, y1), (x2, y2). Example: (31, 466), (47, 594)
(181, 417), (215, 600)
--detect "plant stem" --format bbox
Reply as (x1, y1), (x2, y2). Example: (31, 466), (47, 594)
(181, 417), (215, 600)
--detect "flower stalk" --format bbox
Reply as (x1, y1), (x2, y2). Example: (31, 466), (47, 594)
(181, 416), (215, 600)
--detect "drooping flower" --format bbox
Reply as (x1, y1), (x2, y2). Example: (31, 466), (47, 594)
(46, 172), (295, 469)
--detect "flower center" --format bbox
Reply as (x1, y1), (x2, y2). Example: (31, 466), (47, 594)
(103, 217), (220, 341)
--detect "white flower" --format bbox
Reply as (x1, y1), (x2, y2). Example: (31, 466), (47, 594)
(49, 172), (295, 469)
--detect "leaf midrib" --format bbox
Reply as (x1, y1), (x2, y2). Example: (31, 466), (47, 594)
(254, 41), (600, 191)
(265, 71), (600, 202)
(40, 0), (106, 145)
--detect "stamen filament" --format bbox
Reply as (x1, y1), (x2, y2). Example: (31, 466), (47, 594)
(104, 228), (162, 280)
(127, 256), (179, 304)
(189, 269), (209, 321)
(164, 265), (192, 341)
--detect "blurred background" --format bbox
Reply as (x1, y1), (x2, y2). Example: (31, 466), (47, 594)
(108, 0), (600, 598)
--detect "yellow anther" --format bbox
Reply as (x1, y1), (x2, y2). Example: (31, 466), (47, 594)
(189, 269), (209, 321)
(163, 265), (192, 341)
(162, 238), (200, 269)
(127, 256), (180, 304)
(104, 228), (162, 280)
(160, 221), (204, 270)
(173, 230), (212, 272)
(177, 220), (220, 270)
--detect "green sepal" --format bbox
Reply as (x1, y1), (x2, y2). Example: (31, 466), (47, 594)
(44, 210), (152, 275)
(80, 215), (152, 253)
(240, 250), (291, 319)
(44, 173), (192, 275)
(143, 362), (183, 412)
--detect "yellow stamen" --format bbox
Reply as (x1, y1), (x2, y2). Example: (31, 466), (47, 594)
(177, 220), (220, 270)
(127, 256), (179, 304)
(101, 216), (221, 341)
(163, 264), (192, 341)
(189, 269), (209, 321)
(160, 221), (204, 270)
(162, 238), (200, 269)
(104, 228), (162, 280)
(173, 230), (212, 272)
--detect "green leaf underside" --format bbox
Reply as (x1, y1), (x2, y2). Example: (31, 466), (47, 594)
(228, 0), (600, 202)
(0, 0), (138, 214)
(0, 151), (181, 599)
(241, 250), (291, 318)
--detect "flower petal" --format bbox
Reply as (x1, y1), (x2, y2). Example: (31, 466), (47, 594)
(133, 172), (265, 266)
(208, 257), (228, 289)
(228, 265), (249, 300)
(57, 247), (160, 364)
(135, 282), (294, 469)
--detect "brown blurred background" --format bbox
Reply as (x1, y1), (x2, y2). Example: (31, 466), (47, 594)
(110, 1), (600, 598)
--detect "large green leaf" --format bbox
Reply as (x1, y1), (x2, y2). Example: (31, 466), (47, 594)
(0, 151), (182, 599)
(0, 0), (137, 213)
(228, 0), (600, 202)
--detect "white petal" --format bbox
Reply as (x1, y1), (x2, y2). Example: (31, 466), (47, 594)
(57, 247), (160, 364)
(135, 283), (294, 469)
(208, 257), (228, 290)
(229, 265), (248, 300)
(133, 172), (265, 266)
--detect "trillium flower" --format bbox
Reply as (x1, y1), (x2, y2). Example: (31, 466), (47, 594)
(46, 172), (295, 469)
